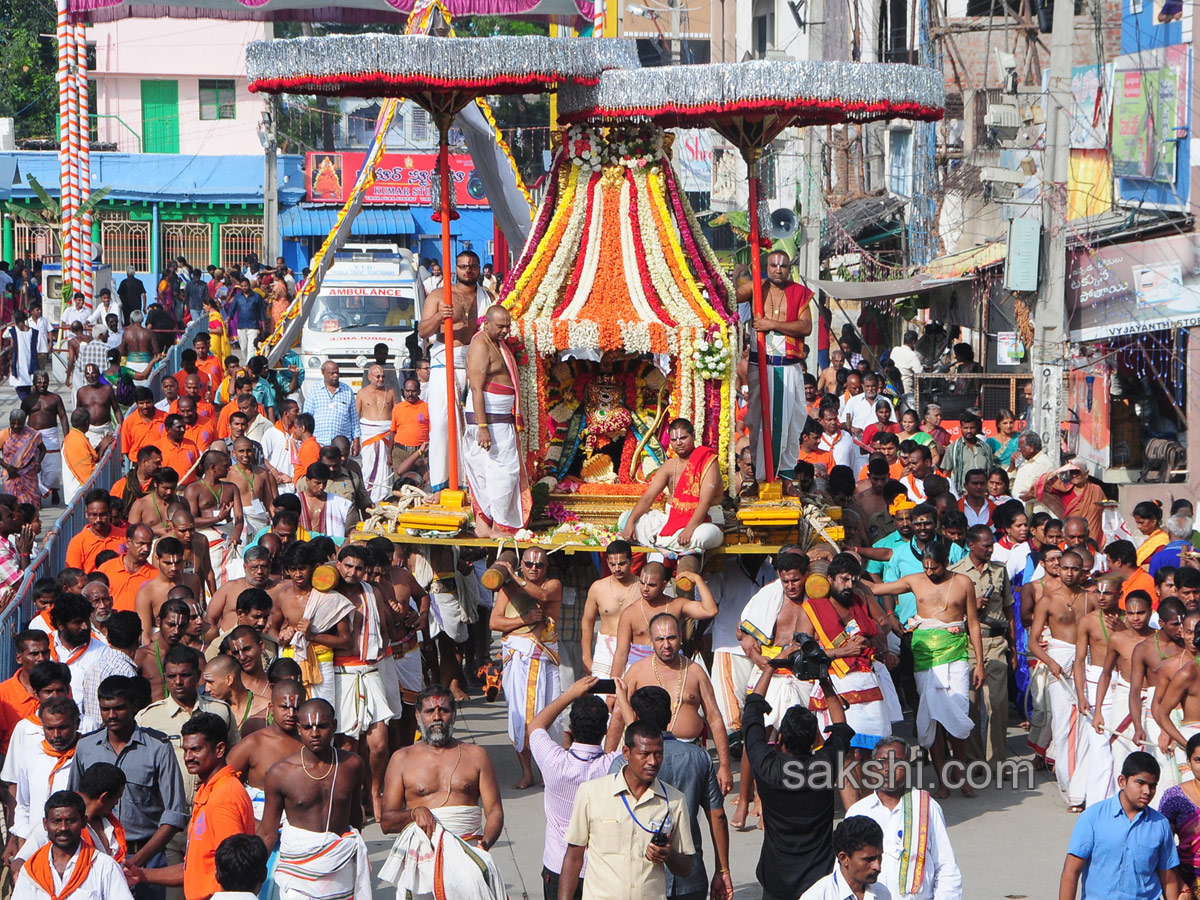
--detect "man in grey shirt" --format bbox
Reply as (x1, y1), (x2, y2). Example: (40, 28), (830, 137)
(69, 674), (188, 898)
(610, 685), (733, 900)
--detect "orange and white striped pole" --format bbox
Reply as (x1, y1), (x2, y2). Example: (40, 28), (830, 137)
(74, 20), (92, 302)
(56, 0), (79, 297)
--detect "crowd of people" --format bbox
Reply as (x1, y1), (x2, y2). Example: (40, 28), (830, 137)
(0, 242), (1191, 900)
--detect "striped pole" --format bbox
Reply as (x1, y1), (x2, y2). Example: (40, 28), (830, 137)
(56, 0), (77, 296)
(74, 21), (92, 301)
(592, 0), (605, 36)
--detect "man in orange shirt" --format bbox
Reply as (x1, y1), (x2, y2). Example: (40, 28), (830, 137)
(120, 388), (166, 464)
(179, 397), (216, 452)
(857, 432), (905, 481)
(172, 373), (218, 421)
(390, 377), (430, 468)
(193, 333), (225, 391)
(1107, 538), (1160, 609)
(65, 491), (128, 573)
(99, 524), (157, 612)
(159, 414), (201, 486)
(0, 629), (50, 753)
(174, 350), (213, 399)
(795, 419), (836, 477)
(294, 413), (321, 475)
(217, 377), (265, 440)
(63, 408), (112, 505)
(125, 712), (254, 900)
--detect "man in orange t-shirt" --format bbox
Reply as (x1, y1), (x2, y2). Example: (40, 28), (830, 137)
(172, 373), (218, 421)
(295, 413), (321, 475)
(391, 378), (430, 463)
(98, 524), (157, 612)
(179, 397), (217, 452)
(216, 377), (266, 440)
(158, 414), (202, 486)
(126, 711), (255, 900)
(0, 629), (49, 753)
(174, 352), (213, 400)
(121, 389), (166, 463)
(193, 333), (225, 391)
(795, 419), (836, 476)
(65, 491), (128, 572)
(63, 409), (110, 505)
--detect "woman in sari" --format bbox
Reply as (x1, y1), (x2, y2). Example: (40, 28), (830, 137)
(1160, 732), (1200, 891)
(988, 467), (1013, 505)
(1131, 499), (1169, 566)
(986, 408), (1020, 469)
(899, 408), (942, 466)
(1035, 462), (1105, 547)
(268, 278), (291, 335)
(205, 295), (233, 362)
(0, 410), (44, 508)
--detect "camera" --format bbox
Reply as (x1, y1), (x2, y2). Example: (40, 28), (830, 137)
(768, 633), (832, 681)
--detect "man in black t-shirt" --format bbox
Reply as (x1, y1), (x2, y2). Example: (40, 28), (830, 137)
(117, 266), (147, 325)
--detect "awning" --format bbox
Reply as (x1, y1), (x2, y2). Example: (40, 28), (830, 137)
(922, 241), (1006, 279)
(0, 158), (20, 201)
(808, 275), (971, 301)
(280, 205), (416, 238)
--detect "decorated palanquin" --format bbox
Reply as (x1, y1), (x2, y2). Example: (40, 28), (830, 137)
(499, 123), (740, 510)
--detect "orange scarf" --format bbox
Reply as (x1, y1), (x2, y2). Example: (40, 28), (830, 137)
(24, 842), (95, 900)
(81, 814), (126, 862)
(42, 741), (76, 790)
(48, 637), (90, 667)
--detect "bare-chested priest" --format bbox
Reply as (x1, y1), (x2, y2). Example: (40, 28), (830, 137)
(1130, 598), (1191, 775)
(1072, 574), (1127, 807)
(227, 678), (304, 820)
(865, 543), (984, 798)
(1154, 618), (1200, 777)
(1094, 590), (1158, 792)
(257, 698), (372, 900)
(378, 684), (505, 900)
(580, 539), (639, 678)
(608, 562), (718, 678)
(133, 537), (204, 644)
(356, 364), (396, 506)
(620, 418), (724, 555)
(461, 305), (529, 537)
(417, 249), (490, 493)
(614, 612), (733, 794)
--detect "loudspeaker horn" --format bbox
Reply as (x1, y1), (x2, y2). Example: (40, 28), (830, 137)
(770, 208), (798, 239)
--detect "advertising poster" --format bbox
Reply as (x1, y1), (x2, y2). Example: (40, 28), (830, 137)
(305, 152), (488, 207)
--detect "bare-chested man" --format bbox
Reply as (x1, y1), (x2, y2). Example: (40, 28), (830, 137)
(1154, 613), (1200, 761)
(133, 597), (195, 702)
(270, 540), (354, 705)
(418, 249), (489, 492)
(1072, 573), (1127, 807)
(865, 543), (984, 798)
(127, 468), (179, 537)
(616, 612), (733, 793)
(21, 371), (68, 503)
(226, 624), (272, 710)
(853, 457), (892, 521)
(356, 363), (396, 507)
(230, 437), (275, 540)
(207, 545), (276, 635)
(257, 698), (371, 900)
(609, 562), (718, 679)
(489, 546), (562, 789)
(119, 308), (159, 381)
(75, 363), (120, 447)
(379, 685), (505, 897)
(185, 451), (244, 577)
(134, 535), (204, 643)
(1133, 598), (1191, 751)
(226, 678), (304, 819)
(204, 652), (270, 733)
(580, 539), (639, 678)
(1095, 591), (1161, 784)
(166, 505), (216, 599)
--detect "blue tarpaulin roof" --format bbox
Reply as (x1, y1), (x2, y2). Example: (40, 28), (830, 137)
(0, 151), (306, 205)
(279, 205), (417, 237)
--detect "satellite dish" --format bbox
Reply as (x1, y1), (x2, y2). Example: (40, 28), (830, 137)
(770, 208), (798, 239)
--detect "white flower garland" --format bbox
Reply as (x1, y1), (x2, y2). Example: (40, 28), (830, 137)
(562, 172), (606, 321)
(618, 175), (659, 327)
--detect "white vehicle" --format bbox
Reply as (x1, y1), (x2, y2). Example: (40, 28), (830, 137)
(298, 243), (423, 394)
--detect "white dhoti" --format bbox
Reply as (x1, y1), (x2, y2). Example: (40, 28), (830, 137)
(712, 650), (755, 733)
(1144, 686), (1180, 803)
(427, 343), (468, 492)
(393, 644), (426, 704)
(200, 525), (236, 587)
(592, 634), (619, 678)
(747, 356), (805, 480)
(911, 623), (972, 749)
(275, 822), (373, 900)
(501, 632), (562, 751)
(1108, 674), (1141, 793)
(1169, 719), (1200, 786)
(627, 643), (653, 671)
(1026, 661), (1053, 760)
(333, 664), (393, 738)
(812, 668), (890, 750)
(379, 806), (504, 900)
(747, 668), (813, 730)
(1045, 638), (1088, 806)
(462, 386), (530, 533)
(618, 507), (724, 555)
(38, 428), (62, 491)
(243, 499), (270, 540)
(1083, 664), (1115, 806)
(874, 660), (905, 723)
(360, 419), (394, 506)
(429, 590), (469, 644)
(247, 784), (266, 821)
(87, 423), (113, 448)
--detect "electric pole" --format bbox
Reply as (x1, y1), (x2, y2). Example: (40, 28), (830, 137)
(1031, 0), (1074, 465)
(262, 21), (280, 263)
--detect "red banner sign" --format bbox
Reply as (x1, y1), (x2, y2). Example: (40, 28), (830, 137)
(306, 151), (488, 206)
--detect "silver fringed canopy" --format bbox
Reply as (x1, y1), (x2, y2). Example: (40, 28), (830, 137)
(557, 59), (946, 126)
(246, 34), (640, 97)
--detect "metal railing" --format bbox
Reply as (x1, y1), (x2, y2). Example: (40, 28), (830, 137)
(0, 318), (204, 675)
(913, 372), (1041, 422)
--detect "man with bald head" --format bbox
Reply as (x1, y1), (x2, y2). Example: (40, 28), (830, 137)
(226, 678), (305, 816)
(230, 436), (275, 541)
(98, 523), (158, 613)
(167, 505), (217, 598)
(178, 372), (217, 421)
(462, 304), (529, 537)
(356, 362), (397, 505)
(177, 395), (216, 451)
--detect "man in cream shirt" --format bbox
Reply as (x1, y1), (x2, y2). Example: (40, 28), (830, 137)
(1011, 430), (1057, 515)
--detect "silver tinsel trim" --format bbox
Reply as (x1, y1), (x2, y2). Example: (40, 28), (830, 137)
(246, 35), (639, 95)
(558, 59), (945, 123)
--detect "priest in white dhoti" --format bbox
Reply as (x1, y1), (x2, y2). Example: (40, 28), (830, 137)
(461, 306), (531, 538)
(380, 807), (505, 900)
(739, 570), (814, 729)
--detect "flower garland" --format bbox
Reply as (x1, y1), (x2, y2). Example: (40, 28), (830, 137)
(661, 163), (737, 323)
(639, 167), (711, 328)
(692, 332), (731, 379)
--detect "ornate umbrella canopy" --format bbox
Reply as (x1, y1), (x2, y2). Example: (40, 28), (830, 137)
(246, 34), (640, 98)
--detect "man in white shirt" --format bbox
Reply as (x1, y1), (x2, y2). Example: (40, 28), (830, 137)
(818, 403), (858, 470)
(11, 787), (133, 900)
(844, 373), (896, 435)
(800, 815), (890, 900)
(27, 305), (50, 365)
(1010, 430), (1057, 514)
(87, 289), (122, 329)
(60, 293), (91, 332)
(48, 595), (108, 692)
(210, 833), (269, 900)
(890, 330), (924, 400)
(846, 738), (963, 900)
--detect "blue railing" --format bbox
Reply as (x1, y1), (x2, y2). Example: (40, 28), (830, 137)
(0, 319), (205, 676)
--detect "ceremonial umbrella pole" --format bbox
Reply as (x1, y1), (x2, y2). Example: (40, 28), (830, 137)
(247, 33), (637, 494)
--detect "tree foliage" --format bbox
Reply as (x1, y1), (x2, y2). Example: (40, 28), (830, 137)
(0, 0), (58, 140)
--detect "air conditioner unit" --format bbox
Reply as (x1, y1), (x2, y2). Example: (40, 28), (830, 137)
(980, 165), (1027, 201)
(984, 103), (1021, 141)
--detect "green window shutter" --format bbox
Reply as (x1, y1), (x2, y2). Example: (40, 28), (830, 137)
(141, 79), (180, 154)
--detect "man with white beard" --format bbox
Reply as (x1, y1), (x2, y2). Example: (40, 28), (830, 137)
(378, 685), (506, 900)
